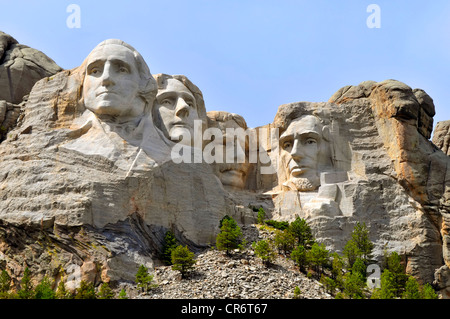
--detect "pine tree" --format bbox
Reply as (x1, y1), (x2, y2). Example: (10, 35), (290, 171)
(343, 271), (366, 299)
(273, 229), (295, 255)
(351, 258), (367, 280)
(385, 251), (407, 295)
(421, 283), (438, 299)
(371, 269), (396, 299)
(219, 215), (232, 229)
(291, 245), (308, 272)
(135, 265), (155, 292)
(74, 280), (96, 299)
(307, 243), (329, 278)
(0, 269), (11, 295)
(34, 276), (55, 299)
(17, 267), (34, 299)
(330, 253), (345, 290)
(118, 288), (128, 299)
(288, 217), (315, 249)
(162, 230), (178, 265)
(252, 240), (276, 266)
(171, 245), (196, 278)
(257, 208), (266, 224)
(343, 240), (359, 269)
(55, 279), (72, 299)
(343, 222), (374, 268)
(402, 276), (421, 299)
(98, 282), (114, 299)
(293, 286), (302, 299)
(216, 217), (243, 255)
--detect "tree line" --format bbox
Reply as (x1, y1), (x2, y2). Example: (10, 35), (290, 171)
(0, 211), (440, 299)
(215, 209), (439, 299)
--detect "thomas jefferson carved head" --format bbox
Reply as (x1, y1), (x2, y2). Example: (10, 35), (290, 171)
(153, 74), (207, 146)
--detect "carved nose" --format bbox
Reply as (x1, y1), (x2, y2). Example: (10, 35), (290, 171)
(101, 64), (114, 87)
(175, 98), (189, 118)
(290, 139), (304, 159)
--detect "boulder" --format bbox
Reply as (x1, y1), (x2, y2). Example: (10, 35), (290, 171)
(432, 120), (450, 156)
(0, 31), (62, 104)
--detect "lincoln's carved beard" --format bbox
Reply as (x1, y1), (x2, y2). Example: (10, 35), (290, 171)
(285, 175), (320, 192)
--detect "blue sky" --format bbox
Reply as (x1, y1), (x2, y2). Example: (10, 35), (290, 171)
(1, 0), (450, 130)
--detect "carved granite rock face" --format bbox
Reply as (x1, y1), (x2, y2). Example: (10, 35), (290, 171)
(0, 40), (230, 283)
(206, 111), (251, 189)
(0, 36), (449, 297)
(153, 73), (207, 147)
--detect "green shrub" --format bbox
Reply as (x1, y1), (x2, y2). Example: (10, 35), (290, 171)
(371, 269), (396, 299)
(264, 220), (289, 231)
(162, 230), (179, 265)
(291, 245), (308, 272)
(252, 240), (276, 266)
(288, 217), (315, 249)
(171, 245), (196, 278)
(343, 271), (366, 299)
(257, 208), (266, 224)
(307, 242), (329, 277)
(118, 288), (128, 299)
(343, 222), (374, 268)
(17, 267), (34, 299)
(216, 217), (243, 255)
(402, 276), (421, 299)
(98, 282), (114, 299)
(293, 286), (301, 299)
(55, 280), (72, 299)
(74, 280), (96, 299)
(0, 269), (11, 295)
(135, 264), (156, 292)
(421, 283), (438, 299)
(34, 276), (55, 299)
(273, 229), (295, 254)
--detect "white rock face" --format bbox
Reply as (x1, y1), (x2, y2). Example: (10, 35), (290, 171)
(0, 38), (449, 298)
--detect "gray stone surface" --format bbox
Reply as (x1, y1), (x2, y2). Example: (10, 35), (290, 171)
(0, 31), (62, 105)
(433, 120), (450, 156)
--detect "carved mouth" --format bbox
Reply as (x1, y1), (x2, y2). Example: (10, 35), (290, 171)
(221, 169), (245, 178)
(171, 121), (189, 128)
(290, 166), (310, 177)
(96, 91), (117, 97)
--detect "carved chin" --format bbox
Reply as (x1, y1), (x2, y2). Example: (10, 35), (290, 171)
(219, 170), (245, 189)
(289, 176), (320, 192)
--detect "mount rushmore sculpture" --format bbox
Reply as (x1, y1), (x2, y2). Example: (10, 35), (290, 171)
(0, 34), (449, 297)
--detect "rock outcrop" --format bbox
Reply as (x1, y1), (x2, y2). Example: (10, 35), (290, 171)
(433, 120), (450, 156)
(0, 34), (449, 299)
(0, 31), (61, 142)
(0, 31), (62, 104)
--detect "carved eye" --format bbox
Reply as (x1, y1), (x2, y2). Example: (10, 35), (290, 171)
(282, 141), (292, 150)
(118, 66), (129, 73)
(161, 99), (173, 106)
(305, 138), (317, 145)
(89, 67), (100, 75)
